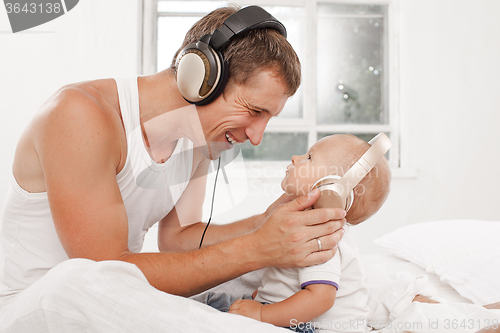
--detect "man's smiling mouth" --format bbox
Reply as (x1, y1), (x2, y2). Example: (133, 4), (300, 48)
(225, 132), (239, 145)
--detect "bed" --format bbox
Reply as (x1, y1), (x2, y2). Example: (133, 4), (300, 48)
(193, 219), (500, 332)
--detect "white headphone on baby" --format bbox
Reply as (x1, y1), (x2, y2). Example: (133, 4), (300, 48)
(311, 133), (392, 211)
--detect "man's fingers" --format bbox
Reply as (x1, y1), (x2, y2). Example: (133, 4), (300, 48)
(302, 227), (346, 266)
(283, 189), (320, 212)
(309, 236), (323, 253)
(331, 226), (345, 247)
(302, 208), (346, 227)
(308, 227), (344, 253)
(283, 190), (346, 222)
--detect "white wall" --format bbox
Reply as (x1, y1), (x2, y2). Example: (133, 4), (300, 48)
(1, 0), (500, 255)
(0, 0), (141, 206)
(356, 0), (500, 250)
(368, 0), (500, 251)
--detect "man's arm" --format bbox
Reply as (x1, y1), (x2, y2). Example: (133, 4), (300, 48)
(36, 88), (131, 261)
(158, 210), (266, 252)
(229, 284), (337, 327)
(157, 150), (293, 251)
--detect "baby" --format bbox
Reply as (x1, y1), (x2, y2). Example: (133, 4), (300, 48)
(207, 134), (391, 332)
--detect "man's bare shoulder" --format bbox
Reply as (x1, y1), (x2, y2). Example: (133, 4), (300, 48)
(39, 79), (120, 121)
(13, 79), (126, 192)
(34, 79), (123, 142)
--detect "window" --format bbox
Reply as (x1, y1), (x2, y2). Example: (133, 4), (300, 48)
(142, 0), (399, 168)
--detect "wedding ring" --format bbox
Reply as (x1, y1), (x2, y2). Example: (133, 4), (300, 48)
(316, 237), (322, 252)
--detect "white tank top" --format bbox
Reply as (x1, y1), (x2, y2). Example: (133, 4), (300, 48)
(0, 77), (193, 296)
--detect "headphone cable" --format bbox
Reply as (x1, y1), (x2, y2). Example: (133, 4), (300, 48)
(199, 156), (221, 249)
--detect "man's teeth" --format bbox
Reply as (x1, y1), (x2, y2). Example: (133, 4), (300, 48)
(225, 133), (238, 145)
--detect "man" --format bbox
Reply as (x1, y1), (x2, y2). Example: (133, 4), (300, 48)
(0, 5), (345, 332)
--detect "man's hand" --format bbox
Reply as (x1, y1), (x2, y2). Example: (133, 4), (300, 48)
(250, 189), (346, 269)
(229, 299), (263, 321)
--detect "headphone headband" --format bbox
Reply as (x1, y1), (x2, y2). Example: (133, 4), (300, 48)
(210, 5), (287, 49)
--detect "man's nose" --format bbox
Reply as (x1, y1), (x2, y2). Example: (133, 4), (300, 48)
(246, 118), (268, 146)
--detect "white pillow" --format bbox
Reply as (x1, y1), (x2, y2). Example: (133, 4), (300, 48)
(374, 219), (500, 304)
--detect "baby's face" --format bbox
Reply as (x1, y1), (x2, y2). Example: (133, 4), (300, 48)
(281, 138), (336, 198)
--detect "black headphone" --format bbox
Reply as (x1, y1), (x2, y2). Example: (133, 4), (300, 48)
(175, 5), (287, 106)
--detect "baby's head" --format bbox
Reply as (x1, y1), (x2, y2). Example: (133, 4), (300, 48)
(281, 134), (391, 225)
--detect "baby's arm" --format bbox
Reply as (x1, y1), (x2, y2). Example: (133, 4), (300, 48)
(229, 284), (337, 327)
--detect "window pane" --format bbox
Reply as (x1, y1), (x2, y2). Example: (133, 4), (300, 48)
(317, 4), (386, 125)
(157, 1), (229, 71)
(320, 4), (383, 15)
(240, 132), (308, 161)
(157, 16), (201, 71)
(262, 6), (305, 119)
(158, 1), (228, 13)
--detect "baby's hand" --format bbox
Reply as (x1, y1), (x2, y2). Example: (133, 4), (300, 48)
(229, 299), (263, 321)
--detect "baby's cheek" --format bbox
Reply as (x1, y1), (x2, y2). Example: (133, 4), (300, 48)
(282, 173), (315, 197)
(282, 182), (298, 196)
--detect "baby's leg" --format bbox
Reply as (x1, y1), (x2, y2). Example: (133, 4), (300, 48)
(476, 328), (500, 333)
(484, 302), (500, 310)
(412, 294), (439, 303)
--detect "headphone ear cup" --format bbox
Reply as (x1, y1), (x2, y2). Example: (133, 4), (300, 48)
(194, 56), (228, 106)
(313, 188), (345, 210)
(176, 51), (209, 103)
(176, 42), (222, 104)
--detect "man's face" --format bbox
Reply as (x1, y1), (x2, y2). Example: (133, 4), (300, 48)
(196, 69), (289, 160)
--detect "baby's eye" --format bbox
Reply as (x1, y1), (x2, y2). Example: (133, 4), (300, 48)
(308, 153), (312, 160)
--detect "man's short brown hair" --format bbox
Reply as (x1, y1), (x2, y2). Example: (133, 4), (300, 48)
(171, 5), (301, 96)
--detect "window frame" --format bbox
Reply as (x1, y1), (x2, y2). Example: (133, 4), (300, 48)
(141, 0), (409, 175)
